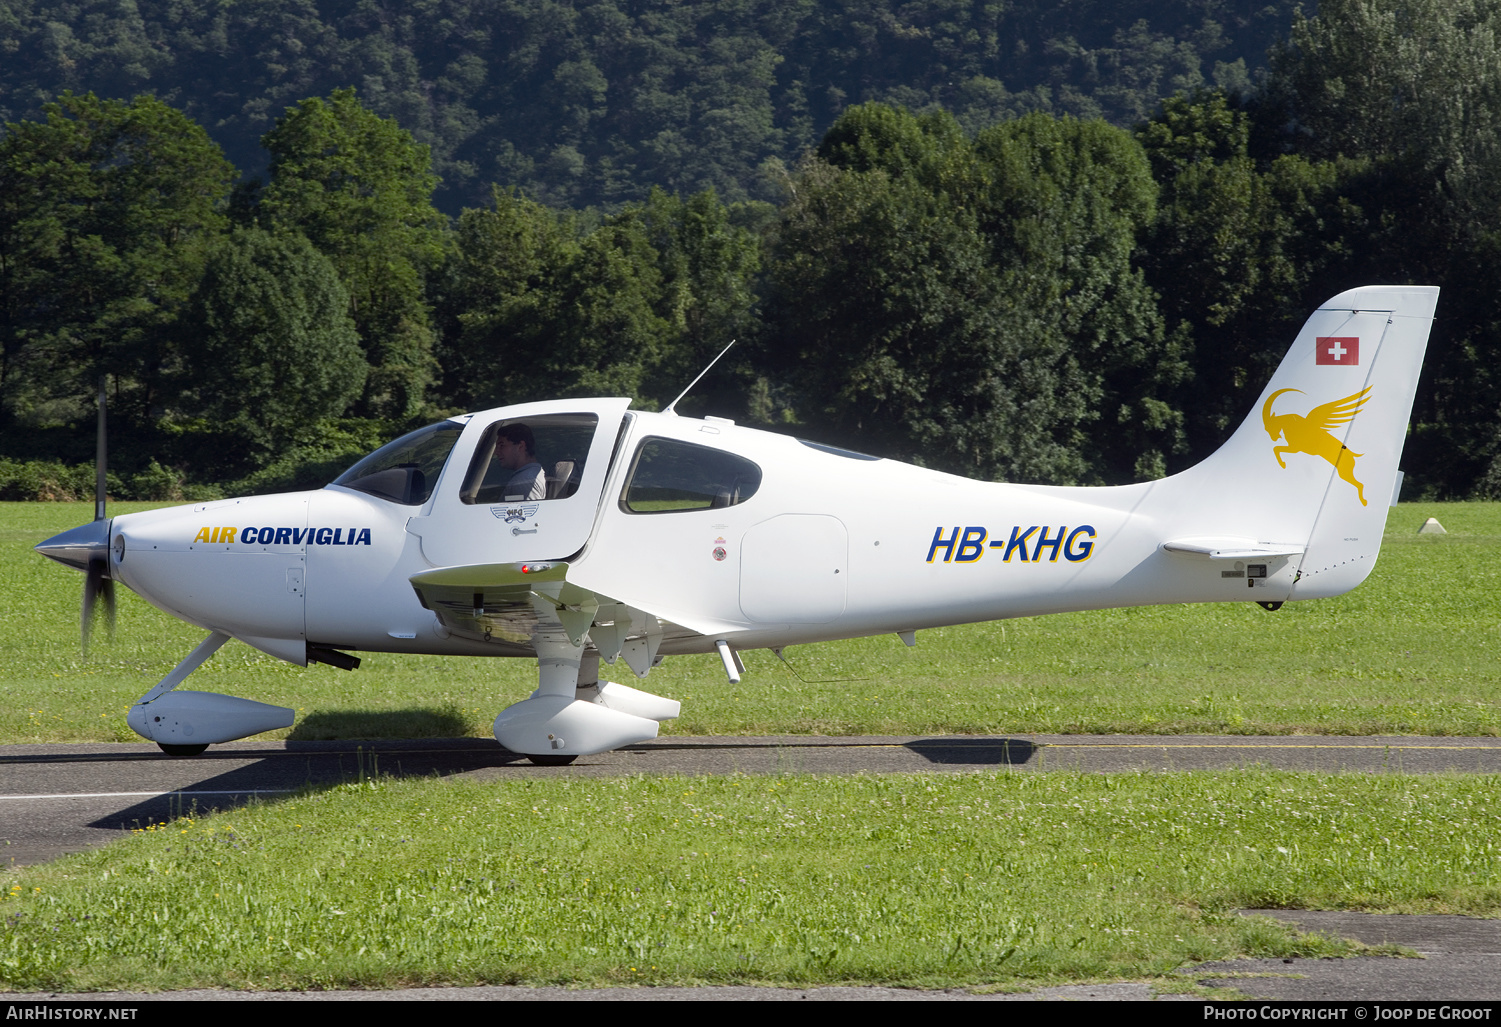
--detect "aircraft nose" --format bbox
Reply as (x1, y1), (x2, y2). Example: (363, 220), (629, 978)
(35, 520), (111, 572)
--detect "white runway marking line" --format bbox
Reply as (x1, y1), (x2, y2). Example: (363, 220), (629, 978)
(0, 790), (297, 800)
(1046, 742), (1500, 750)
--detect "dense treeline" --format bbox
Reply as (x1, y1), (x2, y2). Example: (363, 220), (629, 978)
(0, 0), (1296, 213)
(3, 0), (1501, 500)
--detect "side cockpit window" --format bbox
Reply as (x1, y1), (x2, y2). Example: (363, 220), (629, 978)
(459, 413), (600, 505)
(621, 437), (762, 513)
(331, 420), (465, 506)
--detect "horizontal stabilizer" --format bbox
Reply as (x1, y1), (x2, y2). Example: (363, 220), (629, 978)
(1161, 538), (1307, 560)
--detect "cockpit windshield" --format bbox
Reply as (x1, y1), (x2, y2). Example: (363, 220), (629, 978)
(331, 420), (465, 506)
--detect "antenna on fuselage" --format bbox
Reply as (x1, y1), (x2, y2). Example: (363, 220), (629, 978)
(662, 339), (736, 416)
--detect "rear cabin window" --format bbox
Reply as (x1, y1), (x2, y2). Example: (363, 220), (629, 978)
(458, 413), (600, 504)
(621, 437), (762, 513)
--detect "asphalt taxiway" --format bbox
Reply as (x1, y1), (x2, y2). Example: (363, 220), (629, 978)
(4, 733), (1501, 865)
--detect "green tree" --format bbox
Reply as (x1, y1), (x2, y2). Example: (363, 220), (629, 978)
(0, 91), (234, 447)
(974, 112), (1184, 481)
(444, 191), (670, 409)
(441, 185), (761, 416)
(1137, 92), (1365, 464)
(768, 104), (1182, 484)
(176, 228), (366, 476)
(768, 156), (1070, 481)
(637, 187), (763, 413)
(436, 188), (578, 411)
(518, 214), (672, 405)
(258, 88), (446, 421)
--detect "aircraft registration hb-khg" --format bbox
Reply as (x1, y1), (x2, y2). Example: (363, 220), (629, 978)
(37, 286), (1438, 764)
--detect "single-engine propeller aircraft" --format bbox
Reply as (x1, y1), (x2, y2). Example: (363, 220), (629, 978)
(37, 286), (1438, 763)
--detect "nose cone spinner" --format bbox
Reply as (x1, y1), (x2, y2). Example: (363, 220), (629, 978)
(35, 519), (112, 572)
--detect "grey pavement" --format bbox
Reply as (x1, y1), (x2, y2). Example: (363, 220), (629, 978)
(1184, 911), (1501, 1001)
(5, 734), (1501, 866)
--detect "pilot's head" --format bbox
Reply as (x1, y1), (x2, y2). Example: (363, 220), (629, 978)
(494, 422), (536, 469)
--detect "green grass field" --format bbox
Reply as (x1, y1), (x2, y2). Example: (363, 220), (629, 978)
(4, 501), (1498, 744)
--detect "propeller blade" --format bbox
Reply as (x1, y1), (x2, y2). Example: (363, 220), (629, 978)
(82, 555), (114, 655)
(102, 574), (116, 640)
(82, 558), (101, 654)
(79, 376), (115, 656)
(95, 376), (107, 522)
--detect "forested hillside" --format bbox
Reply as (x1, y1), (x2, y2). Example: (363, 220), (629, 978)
(0, 0), (1295, 211)
(4, 0), (1501, 501)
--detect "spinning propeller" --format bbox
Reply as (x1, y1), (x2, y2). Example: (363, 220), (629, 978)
(34, 379), (115, 653)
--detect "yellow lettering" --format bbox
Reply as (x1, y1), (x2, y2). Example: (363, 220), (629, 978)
(221, 526), (237, 544)
(193, 527), (211, 544)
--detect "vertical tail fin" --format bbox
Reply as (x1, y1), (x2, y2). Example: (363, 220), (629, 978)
(1158, 286), (1438, 600)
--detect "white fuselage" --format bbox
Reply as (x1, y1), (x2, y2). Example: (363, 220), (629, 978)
(107, 399), (1319, 664)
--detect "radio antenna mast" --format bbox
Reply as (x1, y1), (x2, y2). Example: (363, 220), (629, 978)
(663, 339), (736, 415)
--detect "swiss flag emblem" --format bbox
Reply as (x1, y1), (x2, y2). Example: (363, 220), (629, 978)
(1316, 336), (1359, 365)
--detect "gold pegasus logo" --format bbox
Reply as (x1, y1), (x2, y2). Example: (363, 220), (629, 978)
(1262, 387), (1372, 506)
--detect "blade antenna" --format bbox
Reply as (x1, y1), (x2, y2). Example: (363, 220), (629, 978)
(663, 339), (736, 416)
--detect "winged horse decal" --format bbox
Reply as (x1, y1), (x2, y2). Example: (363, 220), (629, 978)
(1262, 387), (1373, 505)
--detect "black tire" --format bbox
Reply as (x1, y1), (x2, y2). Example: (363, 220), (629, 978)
(158, 743), (208, 757)
(527, 753), (577, 766)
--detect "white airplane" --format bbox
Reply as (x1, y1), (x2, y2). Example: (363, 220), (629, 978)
(37, 285), (1438, 763)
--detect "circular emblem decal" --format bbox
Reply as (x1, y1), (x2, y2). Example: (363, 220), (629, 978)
(712, 547), (727, 562)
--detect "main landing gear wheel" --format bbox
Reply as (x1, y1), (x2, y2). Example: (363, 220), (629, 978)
(527, 753), (577, 766)
(158, 743), (208, 757)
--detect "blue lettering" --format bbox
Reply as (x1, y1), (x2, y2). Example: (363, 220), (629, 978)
(333, 528), (345, 545)
(1003, 526), (1038, 562)
(241, 527), (258, 544)
(926, 527), (960, 563)
(315, 527), (333, 545)
(1064, 525), (1096, 562)
(274, 527), (292, 546)
(954, 526), (987, 562)
(355, 528), (372, 546)
(1033, 526), (1066, 563)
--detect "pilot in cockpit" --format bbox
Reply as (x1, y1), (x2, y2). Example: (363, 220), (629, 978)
(493, 422), (546, 501)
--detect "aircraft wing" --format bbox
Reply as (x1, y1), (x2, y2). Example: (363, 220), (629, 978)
(408, 561), (725, 675)
(1160, 538), (1307, 560)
